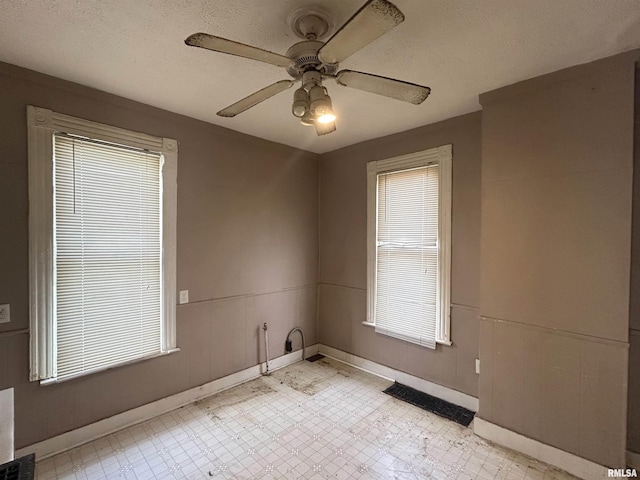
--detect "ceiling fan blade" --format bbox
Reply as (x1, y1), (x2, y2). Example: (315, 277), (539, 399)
(317, 0), (404, 65)
(185, 33), (294, 68)
(217, 80), (295, 117)
(335, 70), (430, 105)
(315, 120), (336, 136)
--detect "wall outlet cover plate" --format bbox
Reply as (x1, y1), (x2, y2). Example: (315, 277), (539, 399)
(0, 305), (9, 324)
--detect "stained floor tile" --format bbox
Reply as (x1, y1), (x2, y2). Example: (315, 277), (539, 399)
(34, 358), (577, 479)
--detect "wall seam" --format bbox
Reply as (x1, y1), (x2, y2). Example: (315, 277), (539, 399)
(480, 315), (629, 346)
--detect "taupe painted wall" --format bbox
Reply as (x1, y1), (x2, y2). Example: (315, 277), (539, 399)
(629, 63), (640, 456)
(0, 62), (319, 448)
(318, 112), (482, 397)
(479, 51), (637, 467)
(1, 48), (637, 466)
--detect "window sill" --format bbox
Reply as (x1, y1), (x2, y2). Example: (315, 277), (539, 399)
(39, 348), (181, 386)
(363, 321), (452, 346)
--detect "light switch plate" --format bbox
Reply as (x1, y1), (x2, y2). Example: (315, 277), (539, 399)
(0, 304), (9, 324)
(179, 290), (189, 305)
(475, 358), (480, 374)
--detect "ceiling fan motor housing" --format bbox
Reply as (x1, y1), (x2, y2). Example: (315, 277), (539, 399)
(286, 41), (338, 78)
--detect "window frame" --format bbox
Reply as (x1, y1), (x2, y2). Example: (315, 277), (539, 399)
(366, 145), (452, 346)
(27, 106), (178, 383)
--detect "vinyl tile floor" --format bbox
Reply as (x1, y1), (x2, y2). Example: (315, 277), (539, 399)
(35, 357), (578, 479)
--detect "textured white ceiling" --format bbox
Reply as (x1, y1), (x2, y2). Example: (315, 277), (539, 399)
(1, 1), (639, 153)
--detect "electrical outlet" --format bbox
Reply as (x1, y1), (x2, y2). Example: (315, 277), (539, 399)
(475, 358), (480, 374)
(179, 290), (189, 305)
(0, 304), (10, 324)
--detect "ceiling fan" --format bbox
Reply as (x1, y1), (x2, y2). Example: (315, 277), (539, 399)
(184, 0), (431, 136)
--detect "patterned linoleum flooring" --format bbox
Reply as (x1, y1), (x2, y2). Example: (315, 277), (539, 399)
(35, 357), (578, 479)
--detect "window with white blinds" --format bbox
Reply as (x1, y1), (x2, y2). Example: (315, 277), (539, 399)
(366, 146), (452, 348)
(53, 135), (162, 380)
(27, 106), (178, 383)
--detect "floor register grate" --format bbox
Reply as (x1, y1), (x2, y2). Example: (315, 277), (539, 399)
(383, 382), (475, 427)
(305, 353), (325, 362)
(0, 454), (35, 480)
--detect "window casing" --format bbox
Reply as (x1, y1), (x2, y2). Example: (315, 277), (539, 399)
(366, 145), (452, 348)
(27, 106), (178, 383)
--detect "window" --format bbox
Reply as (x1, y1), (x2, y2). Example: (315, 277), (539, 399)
(27, 106), (178, 383)
(366, 146), (452, 348)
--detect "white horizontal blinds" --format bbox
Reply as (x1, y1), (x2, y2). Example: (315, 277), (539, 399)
(375, 165), (439, 349)
(53, 134), (162, 380)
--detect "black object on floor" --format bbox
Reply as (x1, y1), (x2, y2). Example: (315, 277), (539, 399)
(383, 382), (475, 427)
(306, 353), (325, 362)
(0, 453), (36, 480)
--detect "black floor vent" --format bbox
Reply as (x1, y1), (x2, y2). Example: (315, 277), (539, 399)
(0, 454), (36, 480)
(306, 353), (325, 362)
(383, 382), (475, 427)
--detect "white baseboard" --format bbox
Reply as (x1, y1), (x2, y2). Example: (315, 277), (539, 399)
(474, 417), (608, 480)
(16, 344), (319, 461)
(318, 344), (479, 412)
(628, 450), (640, 469)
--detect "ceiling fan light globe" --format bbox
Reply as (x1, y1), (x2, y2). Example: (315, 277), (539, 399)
(309, 85), (331, 116)
(312, 92), (335, 123)
(292, 102), (308, 117)
(292, 86), (310, 118)
(314, 104), (327, 115)
(311, 98), (333, 118)
(300, 112), (315, 126)
(317, 112), (336, 124)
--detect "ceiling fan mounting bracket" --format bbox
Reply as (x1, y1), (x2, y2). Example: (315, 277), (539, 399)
(287, 5), (334, 41)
